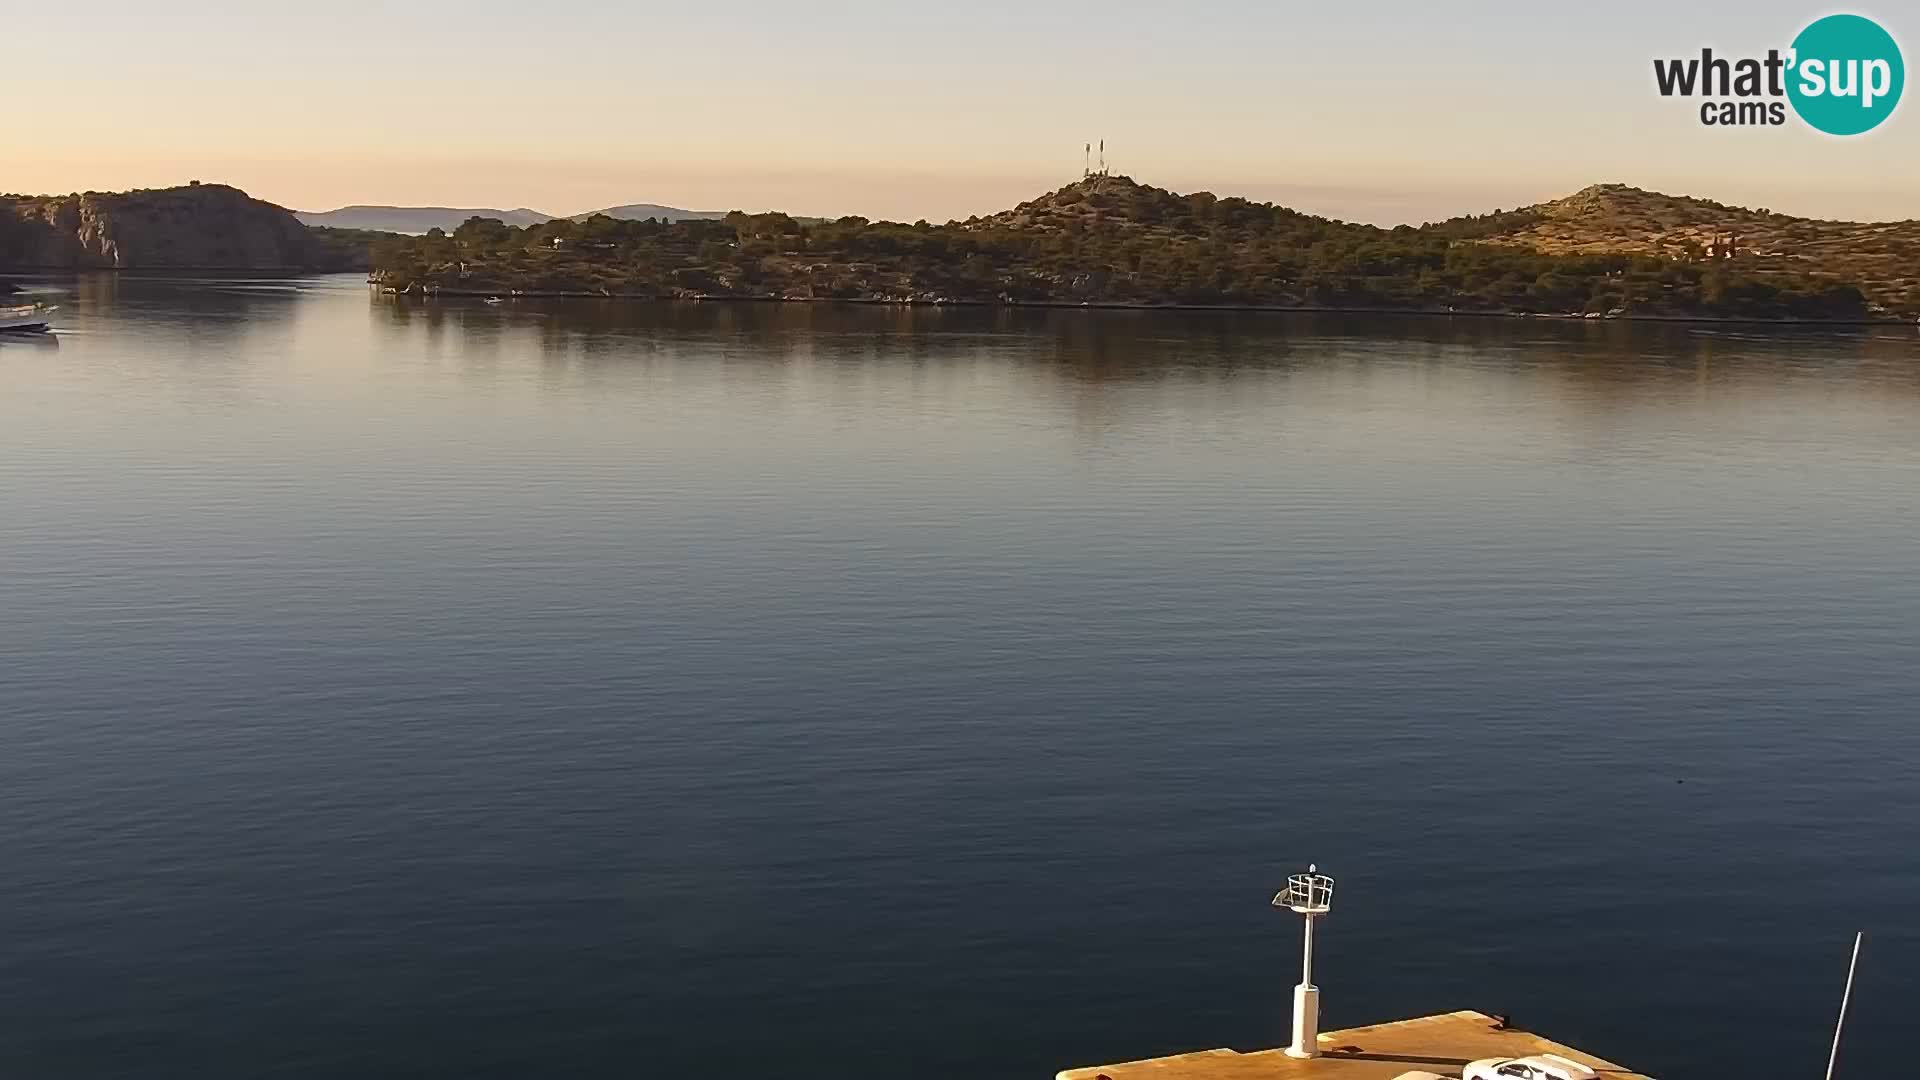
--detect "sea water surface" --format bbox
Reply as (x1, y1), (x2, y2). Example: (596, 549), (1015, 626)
(1, 275), (1916, 1079)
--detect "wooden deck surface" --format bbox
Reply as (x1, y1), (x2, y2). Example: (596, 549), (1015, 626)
(1057, 1010), (1651, 1080)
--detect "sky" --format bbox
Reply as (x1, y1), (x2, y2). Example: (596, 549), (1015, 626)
(6, 0), (1916, 224)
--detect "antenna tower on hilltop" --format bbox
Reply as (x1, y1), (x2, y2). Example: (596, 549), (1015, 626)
(1082, 140), (1110, 180)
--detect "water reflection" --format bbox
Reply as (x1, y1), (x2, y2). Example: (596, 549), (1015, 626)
(17, 272), (1920, 415)
(375, 288), (1914, 367)
(361, 288), (1920, 422)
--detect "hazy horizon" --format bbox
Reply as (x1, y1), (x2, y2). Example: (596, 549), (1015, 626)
(10, 1), (1916, 227)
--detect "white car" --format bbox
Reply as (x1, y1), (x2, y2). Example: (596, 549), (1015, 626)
(1463, 1054), (1598, 1080)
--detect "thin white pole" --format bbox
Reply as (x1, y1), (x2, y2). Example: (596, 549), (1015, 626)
(1301, 915), (1316, 986)
(1824, 932), (1863, 1080)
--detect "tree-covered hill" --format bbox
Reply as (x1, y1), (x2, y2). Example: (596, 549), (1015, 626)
(1480, 183), (1920, 315)
(365, 175), (1911, 321)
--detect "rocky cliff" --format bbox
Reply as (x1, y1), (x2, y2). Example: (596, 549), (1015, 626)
(0, 183), (357, 270)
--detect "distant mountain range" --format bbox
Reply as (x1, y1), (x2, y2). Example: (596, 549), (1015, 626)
(577, 203), (729, 224)
(295, 203), (727, 233)
(296, 206), (553, 232)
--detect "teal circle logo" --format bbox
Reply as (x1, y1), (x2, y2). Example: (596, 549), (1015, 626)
(1787, 14), (1904, 135)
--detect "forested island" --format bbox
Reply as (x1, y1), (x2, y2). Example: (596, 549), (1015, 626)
(369, 175), (1920, 322)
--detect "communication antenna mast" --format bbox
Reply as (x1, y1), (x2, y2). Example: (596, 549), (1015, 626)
(1084, 142), (1091, 179)
(1273, 865), (1334, 1059)
(1099, 139), (1106, 176)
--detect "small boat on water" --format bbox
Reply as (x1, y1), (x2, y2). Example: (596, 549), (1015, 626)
(0, 303), (56, 333)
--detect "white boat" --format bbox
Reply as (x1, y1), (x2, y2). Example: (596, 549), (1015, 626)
(0, 303), (56, 333)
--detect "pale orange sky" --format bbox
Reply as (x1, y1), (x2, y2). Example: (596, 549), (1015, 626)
(7, 1), (1915, 225)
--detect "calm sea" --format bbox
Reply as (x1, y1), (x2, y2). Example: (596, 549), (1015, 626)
(1, 275), (1915, 1079)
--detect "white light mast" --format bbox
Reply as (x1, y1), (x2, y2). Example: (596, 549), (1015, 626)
(1825, 931), (1864, 1080)
(1273, 865), (1334, 1059)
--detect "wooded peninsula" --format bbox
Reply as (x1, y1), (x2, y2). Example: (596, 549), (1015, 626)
(368, 175), (1920, 322)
